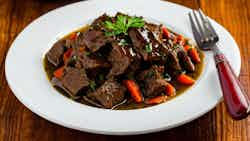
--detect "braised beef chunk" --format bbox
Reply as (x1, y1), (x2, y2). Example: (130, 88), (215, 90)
(87, 79), (126, 108)
(46, 40), (65, 67)
(107, 43), (131, 77)
(81, 30), (112, 52)
(138, 66), (168, 97)
(167, 51), (182, 71)
(128, 27), (164, 61)
(91, 14), (111, 30)
(128, 28), (149, 60)
(61, 67), (89, 96)
(145, 23), (163, 42)
(82, 96), (103, 108)
(76, 53), (111, 69)
(51, 77), (72, 95)
(177, 50), (195, 72)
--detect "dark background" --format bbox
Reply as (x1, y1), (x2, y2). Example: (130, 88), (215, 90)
(0, 0), (249, 141)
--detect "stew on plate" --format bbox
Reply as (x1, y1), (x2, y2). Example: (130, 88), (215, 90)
(44, 13), (204, 109)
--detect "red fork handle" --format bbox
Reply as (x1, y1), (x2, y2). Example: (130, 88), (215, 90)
(215, 54), (250, 119)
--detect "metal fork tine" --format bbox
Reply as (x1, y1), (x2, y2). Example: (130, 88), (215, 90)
(192, 10), (205, 40)
(198, 9), (219, 41)
(188, 12), (202, 47)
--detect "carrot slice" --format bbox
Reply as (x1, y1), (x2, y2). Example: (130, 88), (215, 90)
(145, 95), (168, 105)
(63, 48), (73, 63)
(177, 35), (186, 46)
(172, 36), (178, 44)
(189, 48), (201, 63)
(184, 45), (192, 52)
(79, 47), (85, 52)
(165, 83), (176, 96)
(177, 74), (195, 85)
(162, 27), (171, 38)
(123, 80), (143, 103)
(69, 32), (77, 40)
(53, 66), (64, 79)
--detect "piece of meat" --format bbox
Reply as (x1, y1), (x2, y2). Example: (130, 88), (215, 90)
(59, 67), (89, 96)
(87, 79), (126, 108)
(76, 53), (111, 69)
(145, 23), (163, 42)
(138, 66), (168, 97)
(177, 50), (195, 72)
(167, 51), (182, 71)
(91, 14), (111, 30)
(82, 96), (103, 108)
(128, 27), (149, 61)
(80, 30), (112, 52)
(51, 77), (72, 95)
(46, 40), (65, 66)
(107, 43), (131, 77)
(128, 27), (164, 61)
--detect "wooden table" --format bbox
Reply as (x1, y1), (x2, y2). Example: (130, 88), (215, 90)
(0, 0), (249, 140)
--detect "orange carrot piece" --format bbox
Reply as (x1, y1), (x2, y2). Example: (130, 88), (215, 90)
(184, 45), (192, 52)
(79, 47), (85, 52)
(177, 74), (195, 85)
(189, 48), (201, 63)
(69, 32), (77, 40)
(177, 35), (185, 46)
(165, 83), (176, 96)
(63, 48), (73, 63)
(123, 80), (143, 103)
(145, 95), (168, 105)
(53, 66), (64, 79)
(162, 27), (171, 38)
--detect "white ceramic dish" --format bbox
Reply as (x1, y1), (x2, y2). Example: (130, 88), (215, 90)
(5, 0), (241, 135)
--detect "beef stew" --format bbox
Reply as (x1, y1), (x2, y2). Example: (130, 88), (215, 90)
(44, 13), (204, 109)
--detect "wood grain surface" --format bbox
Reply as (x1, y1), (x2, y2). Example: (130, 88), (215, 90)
(0, 0), (249, 140)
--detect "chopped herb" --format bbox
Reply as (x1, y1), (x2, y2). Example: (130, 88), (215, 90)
(89, 81), (96, 91)
(186, 40), (192, 46)
(129, 47), (136, 56)
(85, 51), (91, 56)
(145, 43), (152, 53)
(76, 32), (81, 36)
(168, 39), (173, 47)
(104, 15), (145, 36)
(164, 73), (171, 81)
(72, 55), (77, 61)
(118, 39), (128, 46)
(145, 70), (155, 78)
(173, 44), (180, 50)
(97, 53), (103, 57)
(98, 74), (104, 81)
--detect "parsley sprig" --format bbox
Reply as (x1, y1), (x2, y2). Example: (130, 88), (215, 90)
(104, 15), (145, 36)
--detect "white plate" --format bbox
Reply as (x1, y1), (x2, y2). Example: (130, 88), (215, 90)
(5, 0), (241, 135)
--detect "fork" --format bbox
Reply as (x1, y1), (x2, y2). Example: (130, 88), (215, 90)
(189, 9), (250, 120)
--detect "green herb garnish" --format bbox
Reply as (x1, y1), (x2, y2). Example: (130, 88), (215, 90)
(104, 15), (145, 36)
(85, 51), (91, 56)
(145, 70), (155, 78)
(89, 81), (96, 91)
(98, 74), (104, 81)
(173, 44), (180, 50)
(186, 40), (192, 46)
(118, 39), (128, 46)
(164, 73), (171, 81)
(145, 43), (152, 53)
